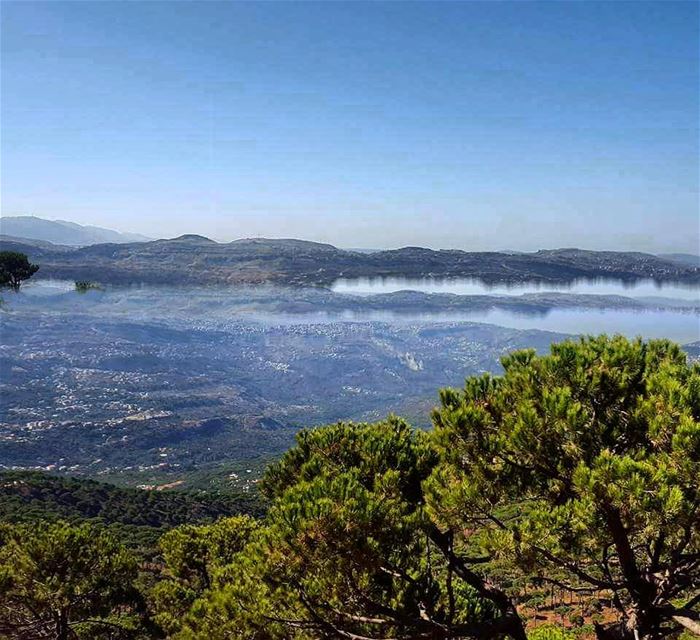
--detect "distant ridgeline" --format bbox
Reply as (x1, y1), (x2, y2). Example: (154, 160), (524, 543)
(0, 215), (152, 246)
(0, 233), (698, 286)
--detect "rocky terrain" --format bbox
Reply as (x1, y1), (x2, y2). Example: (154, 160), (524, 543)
(2, 234), (698, 286)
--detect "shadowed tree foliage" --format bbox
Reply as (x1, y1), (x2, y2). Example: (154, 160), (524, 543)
(0, 471), (263, 532)
(0, 521), (144, 640)
(0, 251), (39, 291)
(74, 280), (101, 293)
(427, 335), (699, 640)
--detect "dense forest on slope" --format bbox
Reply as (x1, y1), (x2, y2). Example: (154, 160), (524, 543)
(0, 471), (263, 546)
(1, 336), (698, 640)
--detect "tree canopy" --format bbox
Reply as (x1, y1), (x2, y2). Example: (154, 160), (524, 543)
(427, 335), (700, 640)
(0, 521), (144, 640)
(172, 419), (524, 639)
(150, 515), (259, 635)
(0, 251), (39, 291)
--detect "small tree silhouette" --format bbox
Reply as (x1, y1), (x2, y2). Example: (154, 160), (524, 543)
(0, 251), (39, 291)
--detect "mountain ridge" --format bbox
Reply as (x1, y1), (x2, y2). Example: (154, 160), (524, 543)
(2, 234), (698, 287)
(0, 215), (152, 246)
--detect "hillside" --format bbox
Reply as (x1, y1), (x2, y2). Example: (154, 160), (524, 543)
(0, 471), (263, 546)
(2, 234), (698, 286)
(0, 216), (152, 246)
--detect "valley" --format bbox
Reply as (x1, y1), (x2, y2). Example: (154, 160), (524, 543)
(0, 300), (564, 488)
(1, 279), (698, 490)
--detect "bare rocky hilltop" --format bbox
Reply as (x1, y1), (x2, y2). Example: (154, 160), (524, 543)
(1, 234), (698, 286)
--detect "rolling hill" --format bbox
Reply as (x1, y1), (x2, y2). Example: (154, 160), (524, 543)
(1, 233), (698, 287)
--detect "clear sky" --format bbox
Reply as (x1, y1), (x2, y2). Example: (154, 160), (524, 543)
(1, 1), (698, 252)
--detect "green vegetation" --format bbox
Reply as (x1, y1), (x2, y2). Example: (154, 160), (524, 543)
(0, 472), (263, 548)
(0, 521), (145, 640)
(0, 251), (39, 291)
(0, 336), (697, 640)
(150, 515), (258, 635)
(75, 280), (102, 292)
(427, 335), (699, 640)
(95, 456), (279, 493)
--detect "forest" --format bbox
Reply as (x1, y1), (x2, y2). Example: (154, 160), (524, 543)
(0, 335), (698, 640)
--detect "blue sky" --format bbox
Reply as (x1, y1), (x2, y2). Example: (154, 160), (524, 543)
(2, 1), (698, 252)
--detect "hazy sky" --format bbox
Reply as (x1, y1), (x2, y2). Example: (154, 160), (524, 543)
(2, 1), (698, 252)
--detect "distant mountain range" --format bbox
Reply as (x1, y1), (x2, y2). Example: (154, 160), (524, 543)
(1, 231), (698, 287)
(658, 253), (700, 267)
(0, 216), (152, 246)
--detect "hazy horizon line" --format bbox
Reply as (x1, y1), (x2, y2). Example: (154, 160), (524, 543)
(1, 213), (698, 257)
